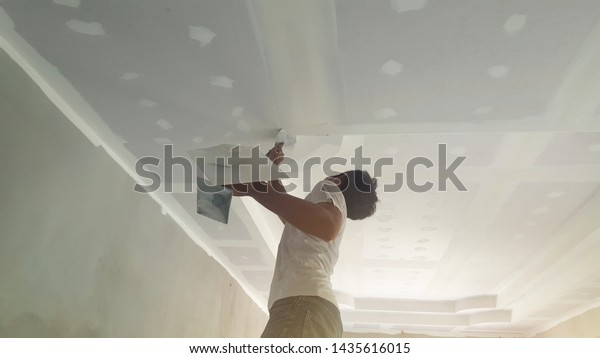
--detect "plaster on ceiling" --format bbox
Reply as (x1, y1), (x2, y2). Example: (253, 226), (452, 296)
(1, 0), (600, 337)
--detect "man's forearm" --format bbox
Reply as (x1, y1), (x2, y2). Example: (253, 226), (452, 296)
(269, 180), (287, 224)
(249, 188), (340, 241)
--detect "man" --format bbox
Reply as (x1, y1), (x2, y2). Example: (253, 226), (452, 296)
(228, 144), (378, 337)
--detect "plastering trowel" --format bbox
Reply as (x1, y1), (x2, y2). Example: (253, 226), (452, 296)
(190, 129), (294, 224)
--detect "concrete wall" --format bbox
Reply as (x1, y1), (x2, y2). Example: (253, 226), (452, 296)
(0, 50), (267, 337)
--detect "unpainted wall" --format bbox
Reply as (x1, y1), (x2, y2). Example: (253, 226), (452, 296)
(535, 306), (600, 338)
(0, 50), (267, 337)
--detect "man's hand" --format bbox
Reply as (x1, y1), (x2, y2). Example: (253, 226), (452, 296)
(224, 143), (285, 196)
(266, 142), (284, 165)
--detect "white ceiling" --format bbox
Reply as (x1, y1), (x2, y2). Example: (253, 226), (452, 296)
(2, 0), (600, 337)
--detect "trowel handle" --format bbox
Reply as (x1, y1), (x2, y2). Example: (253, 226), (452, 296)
(266, 142), (285, 165)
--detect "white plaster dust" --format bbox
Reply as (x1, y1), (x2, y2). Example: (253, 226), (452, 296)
(504, 13), (527, 35)
(115, 133), (128, 145)
(139, 99), (158, 107)
(487, 66), (510, 79)
(379, 60), (403, 77)
(546, 191), (564, 199)
(189, 26), (216, 47)
(66, 20), (105, 36)
(156, 119), (173, 130)
(390, 0), (428, 14)
(54, 0), (81, 8)
(120, 72), (141, 80)
(210, 76), (234, 89)
(231, 106), (244, 117)
(373, 108), (397, 120)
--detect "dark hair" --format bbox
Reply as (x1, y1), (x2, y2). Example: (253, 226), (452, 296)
(335, 170), (378, 220)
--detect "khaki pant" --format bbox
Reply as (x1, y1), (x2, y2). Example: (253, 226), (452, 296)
(261, 296), (343, 338)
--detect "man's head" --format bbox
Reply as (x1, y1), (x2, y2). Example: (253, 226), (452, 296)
(327, 170), (378, 220)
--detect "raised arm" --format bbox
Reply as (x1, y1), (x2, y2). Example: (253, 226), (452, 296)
(225, 143), (289, 224)
(265, 143), (287, 224)
(248, 183), (342, 242)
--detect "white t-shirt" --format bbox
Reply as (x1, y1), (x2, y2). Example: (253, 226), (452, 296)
(267, 179), (347, 309)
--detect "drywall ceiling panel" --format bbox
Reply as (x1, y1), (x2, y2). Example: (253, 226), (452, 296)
(0, 0), (281, 153)
(2, 0), (600, 337)
(335, 0), (600, 125)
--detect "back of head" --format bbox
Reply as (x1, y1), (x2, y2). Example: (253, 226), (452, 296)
(337, 170), (378, 220)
